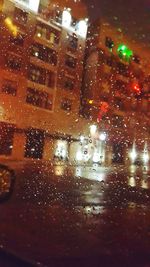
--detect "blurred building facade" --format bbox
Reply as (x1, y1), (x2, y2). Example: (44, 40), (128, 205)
(0, 0), (91, 163)
(81, 18), (150, 166)
(0, 0), (149, 166)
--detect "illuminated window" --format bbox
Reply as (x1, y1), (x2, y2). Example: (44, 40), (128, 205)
(13, 0), (40, 13)
(77, 20), (88, 38)
(28, 64), (46, 84)
(26, 88), (53, 110)
(35, 23), (60, 44)
(30, 43), (57, 66)
(36, 24), (46, 38)
(2, 79), (17, 96)
(28, 64), (55, 88)
(62, 10), (71, 28)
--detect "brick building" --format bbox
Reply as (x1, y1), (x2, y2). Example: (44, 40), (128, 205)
(0, 0), (90, 162)
(81, 19), (150, 165)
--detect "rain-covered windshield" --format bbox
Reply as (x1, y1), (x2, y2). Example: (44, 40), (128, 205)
(0, 0), (150, 266)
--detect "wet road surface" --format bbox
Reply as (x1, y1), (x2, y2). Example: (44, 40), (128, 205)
(0, 162), (150, 266)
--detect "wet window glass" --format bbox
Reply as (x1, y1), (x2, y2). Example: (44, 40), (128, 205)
(0, 0), (150, 267)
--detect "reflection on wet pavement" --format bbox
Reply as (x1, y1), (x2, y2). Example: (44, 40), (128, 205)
(1, 162), (150, 266)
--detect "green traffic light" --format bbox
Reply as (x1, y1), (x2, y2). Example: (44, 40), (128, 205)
(117, 44), (133, 62)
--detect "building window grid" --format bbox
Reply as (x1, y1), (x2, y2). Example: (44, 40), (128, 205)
(35, 23), (60, 45)
(31, 43), (57, 66)
(26, 87), (53, 110)
(28, 64), (55, 88)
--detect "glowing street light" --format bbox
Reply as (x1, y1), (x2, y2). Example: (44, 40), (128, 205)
(99, 133), (106, 141)
(130, 145), (137, 163)
(80, 135), (84, 142)
(90, 125), (97, 135)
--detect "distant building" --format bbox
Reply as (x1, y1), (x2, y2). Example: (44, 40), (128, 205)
(81, 18), (150, 165)
(0, 0), (90, 162)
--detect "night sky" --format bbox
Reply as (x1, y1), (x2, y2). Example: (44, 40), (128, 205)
(84, 0), (150, 48)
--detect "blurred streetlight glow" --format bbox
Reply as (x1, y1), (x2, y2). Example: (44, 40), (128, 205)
(80, 135), (84, 142)
(76, 151), (83, 161)
(99, 133), (106, 141)
(130, 148), (137, 162)
(90, 125), (97, 135)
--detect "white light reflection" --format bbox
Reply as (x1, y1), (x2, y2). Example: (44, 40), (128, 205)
(143, 151), (149, 164)
(129, 143), (137, 163)
(77, 20), (88, 38)
(130, 164), (136, 173)
(128, 176), (136, 187)
(62, 10), (72, 28)
(76, 151), (83, 161)
(54, 165), (65, 176)
(14, 0), (40, 12)
(93, 152), (99, 163)
(90, 125), (97, 135)
(99, 133), (106, 141)
(80, 135), (84, 142)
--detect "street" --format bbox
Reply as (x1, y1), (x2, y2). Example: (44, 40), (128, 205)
(0, 162), (150, 266)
